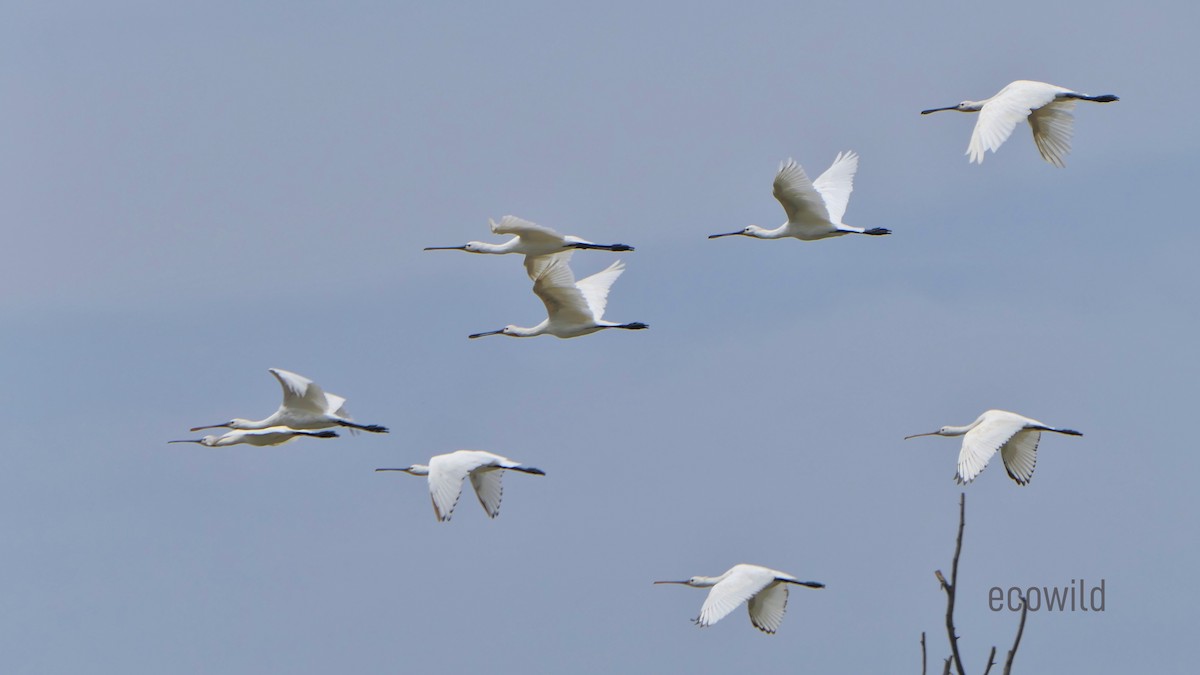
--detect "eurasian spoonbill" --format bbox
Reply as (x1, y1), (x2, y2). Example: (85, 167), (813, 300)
(190, 368), (388, 434)
(921, 80), (1118, 167)
(709, 152), (890, 242)
(425, 215), (633, 255)
(904, 409), (1082, 485)
(655, 564), (825, 634)
(168, 427), (340, 447)
(468, 251), (648, 339)
(376, 450), (545, 522)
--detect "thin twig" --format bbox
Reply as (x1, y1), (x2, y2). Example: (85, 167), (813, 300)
(942, 657), (952, 675)
(940, 493), (967, 675)
(1002, 592), (1029, 675)
(982, 646), (997, 675)
(922, 632), (928, 675)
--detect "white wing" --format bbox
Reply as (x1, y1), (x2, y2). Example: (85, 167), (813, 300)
(523, 249), (572, 281)
(469, 468), (505, 518)
(531, 255), (594, 325)
(269, 368), (327, 415)
(999, 429), (1041, 485)
(746, 581), (789, 634)
(491, 215), (564, 245)
(967, 81), (1063, 164)
(957, 414), (1027, 484)
(573, 260), (624, 322)
(1028, 99), (1076, 167)
(324, 392), (350, 418)
(427, 453), (473, 522)
(772, 159), (831, 225)
(811, 151), (858, 225)
(427, 451), (502, 522)
(698, 566), (775, 628)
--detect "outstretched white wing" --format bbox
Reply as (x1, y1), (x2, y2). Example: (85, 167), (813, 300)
(968, 81), (1063, 164)
(269, 368), (327, 415)
(470, 469), (505, 518)
(426, 451), (504, 522)
(957, 415), (1026, 484)
(698, 566), (775, 628)
(1028, 100), (1076, 168)
(746, 581), (789, 634)
(491, 215), (564, 246)
(772, 159), (830, 225)
(531, 254), (621, 325)
(523, 249), (572, 281)
(811, 151), (858, 225)
(999, 429), (1041, 485)
(573, 260), (624, 322)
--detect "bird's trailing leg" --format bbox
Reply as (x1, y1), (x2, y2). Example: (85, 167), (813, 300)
(336, 419), (390, 433)
(569, 242), (635, 252)
(510, 465), (547, 476)
(861, 227), (891, 236)
(1064, 93), (1119, 103)
(613, 322), (649, 330)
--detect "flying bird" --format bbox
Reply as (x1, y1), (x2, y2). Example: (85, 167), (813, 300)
(468, 251), (648, 339)
(904, 409), (1083, 485)
(190, 368), (389, 434)
(920, 80), (1119, 166)
(709, 151), (890, 242)
(655, 564), (825, 634)
(425, 215), (633, 256)
(168, 427), (340, 447)
(376, 450), (545, 522)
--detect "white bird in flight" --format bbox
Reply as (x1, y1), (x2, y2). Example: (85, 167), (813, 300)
(168, 427), (340, 447)
(709, 151), (890, 242)
(655, 564), (825, 634)
(190, 368), (388, 434)
(376, 450), (545, 522)
(904, 409), (1083, 485)
(468, 251), (648, 339)
(425, 215), (634, 256)
(920, 80), (1119, 167)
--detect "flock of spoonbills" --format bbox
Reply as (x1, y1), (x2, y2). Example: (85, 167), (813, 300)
(171, 80), (1109, 634)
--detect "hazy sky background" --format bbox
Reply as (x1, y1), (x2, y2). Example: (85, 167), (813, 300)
(3, 1), (1197, 673)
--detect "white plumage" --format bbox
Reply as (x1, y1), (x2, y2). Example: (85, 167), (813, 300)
(921, 80), (1119, 166)
(376, 450), (546, 522)
(709, 151), (890, 241)
(189, 368), (388, 434)
(168, 427), (340, 447)
(905, 409), (1083, 485)
(655, 564), (825, 634)
(424, 215), (633, 256)
(468, 251), (648, 339)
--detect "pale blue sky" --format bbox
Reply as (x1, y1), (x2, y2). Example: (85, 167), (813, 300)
(2, 2), (1197, 673)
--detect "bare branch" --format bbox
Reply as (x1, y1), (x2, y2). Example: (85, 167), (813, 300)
(939, 493), (967, 675)
(942, 658), (952, 675)
(922, 632), (928, 675)
(1002, 592), (1029, 675)
(982, 646), (997, 675)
